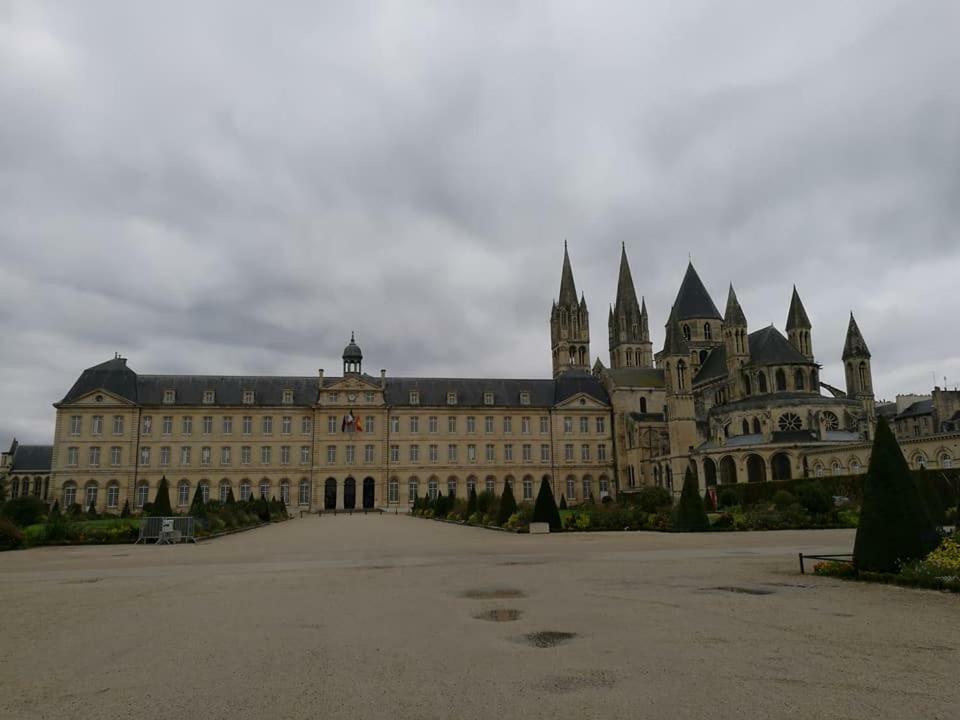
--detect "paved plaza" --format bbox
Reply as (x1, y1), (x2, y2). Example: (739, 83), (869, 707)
(1, 516), (957, 720)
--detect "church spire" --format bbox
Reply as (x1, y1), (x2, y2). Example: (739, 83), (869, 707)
(608, 243), (652, 369)
(558, 240), (579, 307)
(786, 286), (814, 360)
(724, 284), (747, 327)
(842, 312), (870, 360)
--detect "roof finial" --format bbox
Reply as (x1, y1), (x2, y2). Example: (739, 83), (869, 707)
(350, 330), (355, 342)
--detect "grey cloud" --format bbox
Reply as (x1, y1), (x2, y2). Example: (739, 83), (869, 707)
(2, 0), (959, 443)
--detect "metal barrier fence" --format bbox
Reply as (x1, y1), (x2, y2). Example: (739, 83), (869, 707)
(136, 516), (198, 544)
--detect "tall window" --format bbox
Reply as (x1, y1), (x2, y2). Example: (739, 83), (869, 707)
(301, 446), (311, 464)
(92, 415), (103, 435)
(564, 417), (573, 433)
(408, 479), (418, 503)
(522, 444), (532, 462)
(328, 416), (338, 434)
(178, 481), (190, 507)
(467, 444), (476, 462)
(429, 444), (439, 462)
(676, 361), (686, 390)
(142, 416), (153, 434)
(85, 484), (98, 509)
(485, 416), (494, 433)
(704, 323), (712, 340)
(182, 416), (193, 435)
(345, 445), (355, 464)
(223, 416), (233, 434)
(301, 416), (312, 434)
(775, 369), (787, 392)
(201, 447), (212, 465)
(409, 445), (419, 462)
(70, 415), (82, 435)
(579, 417), (589, 433)
(364, 445), (374, 463)
(162, 416), (173, 434)
(566, 477), (576, 500)
(390, 445), (400, 462)
(447, 444), (458, 462)
(390, 416), (400, 433)
(794, 369), (805, 390)
(280, 446), (291, 465)
(466, 416), (476, 433)
(259, 480), (270, 499)
(240, 481), (252, 501)
(428, 478), (439, 500)
(262, 416), (273, 434)
(181, 447), (191, 465)
(140, 447), (151, 466)
(299, 480), (310, 505)
(388, 479), (399, 503)
(523, 478), (533, 501)
(200, 482), (210, 503)
(107, 484), (119, 508)
(581, 444), (591, 461)
(564, 444), (574, 461)
(219, 481), (231, 503)
(242, 446), (252, 464)
(88, 446), (101, 466)
(503, 417), (513, 434)
(113, 415), (124, 435)
(447, 416), (457, 433)
(540, 416), (549, 434)
(410, 416), (420, 433)
(221, 447), (232, 465)
(595, 417), (605, 433)
(280, 480), (290, 504)
(486, 444), (495, 462)
(202, 416), (213, 434)
(540, 444), (550, 462)
(757, 372), (768, 393)
(504, 444), (513, 462)
(485, 477), (495, 494)
(597, 443), (607, 461)
(429, 416), (438, 433)
(282, 416), (292, 434)
(135, 484), (149, 507)
(67, 447), (79, 466)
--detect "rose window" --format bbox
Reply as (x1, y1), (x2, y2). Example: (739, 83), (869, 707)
(777, 413), (802, 432)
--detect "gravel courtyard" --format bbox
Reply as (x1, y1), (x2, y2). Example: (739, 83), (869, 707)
(1, 515), (956, 720)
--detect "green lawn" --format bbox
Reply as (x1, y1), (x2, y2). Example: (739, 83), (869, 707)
(23, 518), (139, 542)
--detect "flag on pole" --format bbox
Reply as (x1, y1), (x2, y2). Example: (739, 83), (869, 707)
(341, 411), (355, 433)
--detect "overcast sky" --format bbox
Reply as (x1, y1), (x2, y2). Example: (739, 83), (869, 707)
(1, 1), (959, 444)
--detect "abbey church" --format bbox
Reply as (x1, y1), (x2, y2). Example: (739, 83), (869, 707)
(3, 245), (958, 512)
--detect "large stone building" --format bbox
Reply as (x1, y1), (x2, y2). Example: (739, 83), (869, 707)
(18, 244), (960, 514)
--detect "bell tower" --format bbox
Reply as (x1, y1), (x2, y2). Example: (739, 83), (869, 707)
(550, 242), (590, 377)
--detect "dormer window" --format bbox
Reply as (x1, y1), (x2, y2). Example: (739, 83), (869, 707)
(447, 392), (458, 406)
(243, 390), (255, 405)
(163, 389), (176, 404)
(410, 391), (420, 405)
(483, 391), (494, 406)
(203, 390), (215, 404)
(282, 390), (294, 405)
(519, 391), (530, 406)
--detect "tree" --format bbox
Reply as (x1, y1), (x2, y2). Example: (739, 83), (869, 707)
(225, 487), (237, 505)
(119, 500), (130, 519)
(674, 467), (709, 531)
(559, 494), (567, 510)
(49, 499), (62, 518)
(466, 486), (478, 518)
(151, 476), (173, 516)
(496, 484), (517, 526)
(854, 416), (939, 573)
(532, 478), (562, 531)
(189, 485), (207, 519)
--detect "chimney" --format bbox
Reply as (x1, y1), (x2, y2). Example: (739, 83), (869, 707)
(380, 369), (386, 389)
(318, 369), (324, 388)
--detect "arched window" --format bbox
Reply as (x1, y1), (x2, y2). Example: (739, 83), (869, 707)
(106, 481), (120, 509)
(743, 374), (752, 396)
(136, 482), (150, 508)
(199, 480), (210, 503)
(640, 397), (647, 413)
(794, 369), (805, 390)
(388, 478), (399, 503)
(280, 479), (290, 505)
(240, 480), (252, 501)
(298, 479), (311, 505)
(704, 323), (712, 340)
(62, 481), (77, 508)
(775, 368), (787, 392)
(84, 481), (99, 510)
(10, 477), (20, 499)
(428, 478), (438, 500)
(751, 417), (760, 434)
(676, 361), (686, 390)
(625, 349), (634, 366)
(447, 476), (458, 497)
(941, 454), (953, 469)
(219, 479), (231, 504)
(522, 476), (533, 501)
(757, 372), (768, 393)
(177, 480), (190, 507)
(485, 476), (496, 494)
(913, 453), (927, 470)
(582, 476), (593, 499)
(741, 419), (750, 435)
(682, 324), (691, 341)
(566, 476), (576, 500)
(831, 461), (843, 476)
(259, 479), (270, 499)
(408, 478), (419, 503)
(814, 463), (824, 477)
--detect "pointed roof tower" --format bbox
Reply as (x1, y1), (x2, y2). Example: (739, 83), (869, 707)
(613, 242), (641, 318)
(842, 313), (871, 359)
(786, 286), (811, 331)
(724, 284), (747, 327)
(673, 262), (722, 320)
(558, 241), (579, 306)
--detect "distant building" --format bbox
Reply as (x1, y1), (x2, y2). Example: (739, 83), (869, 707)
(0, 439), (52, 501)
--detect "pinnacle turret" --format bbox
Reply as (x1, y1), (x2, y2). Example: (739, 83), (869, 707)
(842, 313), (871, 360)
(724, 284), (747, 327)
(786, 286), (811, 331)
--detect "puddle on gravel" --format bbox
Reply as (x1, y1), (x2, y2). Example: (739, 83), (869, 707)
(462, 588), (526, 599)
(474, 609), (522, 622)
(61, 578), (102, 585)
(523, 631), (577, 648)
(709, 586), (774, 596)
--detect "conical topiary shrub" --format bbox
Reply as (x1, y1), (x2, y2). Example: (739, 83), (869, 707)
(119, 499), (129, 518)
(854, 416), (939, 572)
(559, 494), (567, 510)
(50, 499), (62, 518)
(466, 487), (478, 517)
(189, 485), (207, 519)
(151, 476), (173, 516)
(496, 483), (517, 526)
(532, 478), (562, 531)
(225, 487), (236, 505)
(674, 467), (709, 531)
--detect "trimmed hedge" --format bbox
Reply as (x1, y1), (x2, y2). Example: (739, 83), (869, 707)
(707, 468), (959, 511)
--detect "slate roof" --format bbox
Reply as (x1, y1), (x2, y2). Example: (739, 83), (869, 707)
(897, 399), (934, 419)
(693, 346), (727, 385)
(60, 360), (609, 409)
(672, 263), (722, 320)
(604, 367), (666, 389)
(875, 402), (897, 419)
(613, 244), (642, 319)
(9, 445), (53, 472)
(748, 326), (809, 366)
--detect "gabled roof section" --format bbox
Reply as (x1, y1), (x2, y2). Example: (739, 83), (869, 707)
(786, 286), (811, 331)
(10, 445), (53, 472)
(897, 399), (934, 419)
(693, 346), (727, 385)
(613, 243), (641, 318)
(748, 326), (809, 365)
(672, 263), (722, 320)
(554, 370), (610, 405)
(724, 284), (747, 327)
(842, 313), (871, 360)
(558, 241), (579, 307)
(60, 357), (139, 404)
